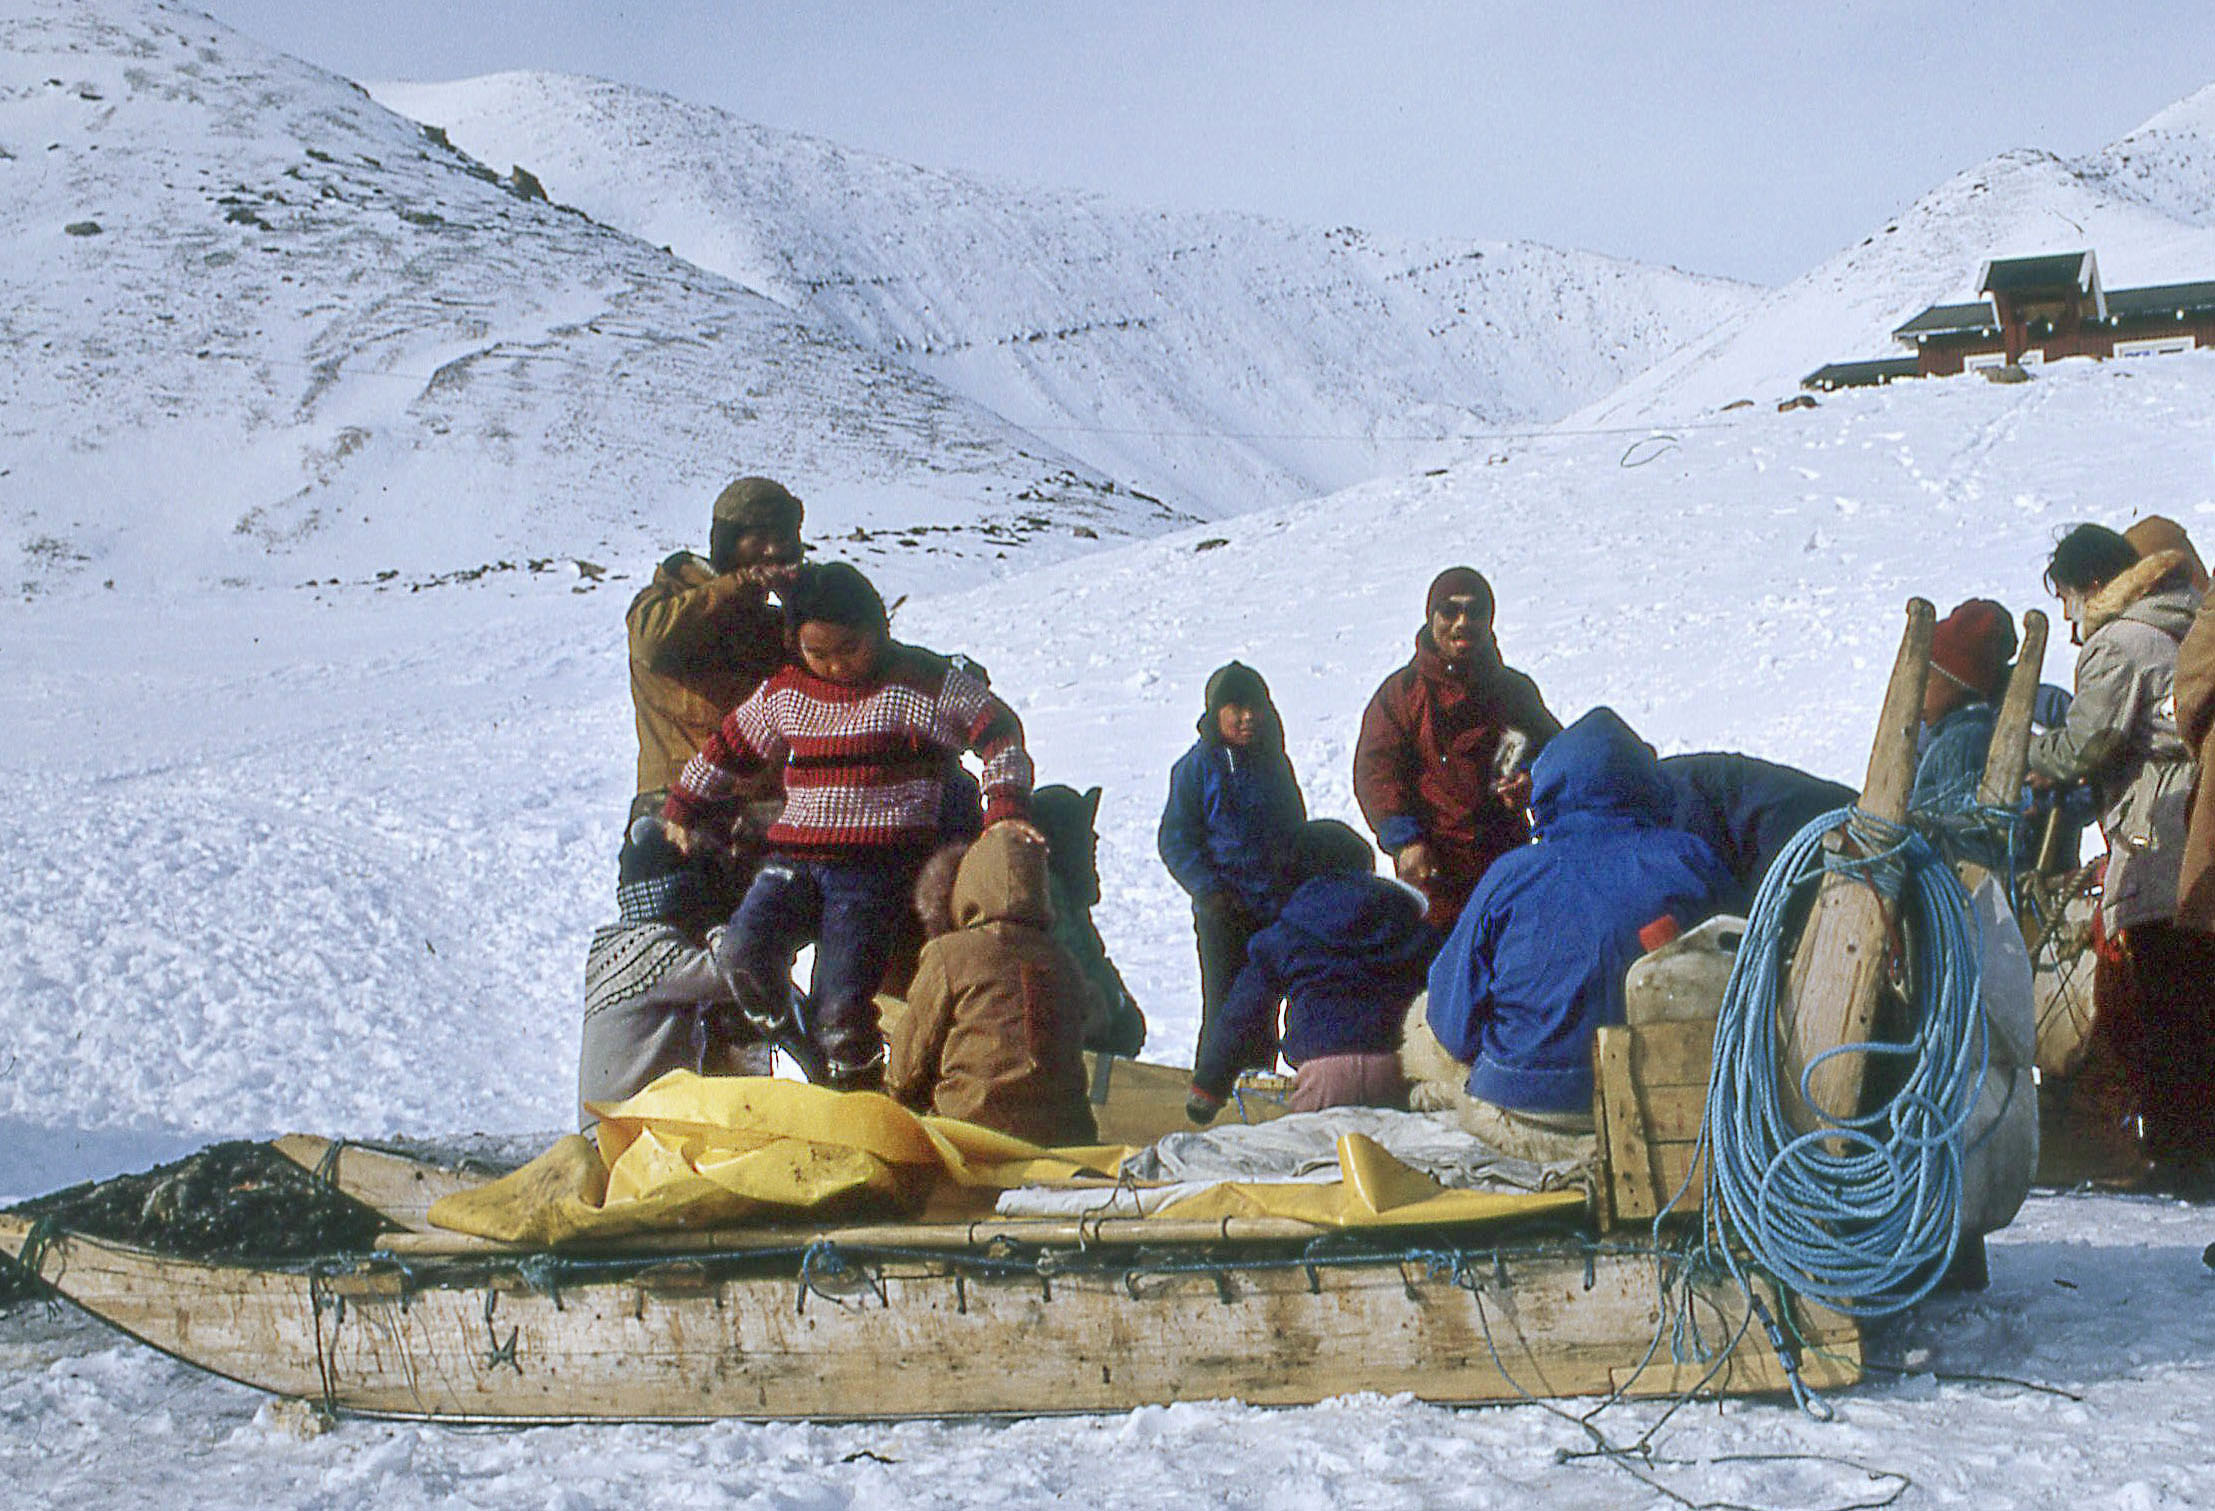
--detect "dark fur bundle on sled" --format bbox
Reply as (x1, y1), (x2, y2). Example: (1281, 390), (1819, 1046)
(2, 1141), (386, 1305)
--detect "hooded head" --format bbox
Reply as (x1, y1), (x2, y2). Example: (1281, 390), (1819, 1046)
(1032, 784), (1104, 908)
(1198, 661), (1283, 751)
(952, 823), (1056, 932)
(1527, 708), (1673, 836)
(2123, 515), (2209, 594)
(1422, 566), (1499, 670)
(1291, 819), (1376, 885)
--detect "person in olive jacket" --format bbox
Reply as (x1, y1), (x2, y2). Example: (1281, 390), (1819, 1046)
(626, 476), (805, 818)
(1353, 567), (1560, 935)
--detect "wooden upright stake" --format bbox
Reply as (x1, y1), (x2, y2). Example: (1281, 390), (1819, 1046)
(1782, 598), (1936, 1131)
(1958, 608), (2048, 896)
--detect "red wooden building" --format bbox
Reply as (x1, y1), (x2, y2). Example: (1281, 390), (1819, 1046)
(1805, 249), (2215, 389)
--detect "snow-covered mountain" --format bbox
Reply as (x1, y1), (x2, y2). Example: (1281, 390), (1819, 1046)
(0, 0), (1163, 603)
(1583, 84), (2215, 422)
(368, 71), (1753, 518)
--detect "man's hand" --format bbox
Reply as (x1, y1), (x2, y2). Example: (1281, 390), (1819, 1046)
(1493, 769), (1533, 813)
(1394, 841), (1436, 886)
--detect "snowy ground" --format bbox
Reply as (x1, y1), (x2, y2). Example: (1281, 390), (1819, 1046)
(3, 1191), (2211, 1509)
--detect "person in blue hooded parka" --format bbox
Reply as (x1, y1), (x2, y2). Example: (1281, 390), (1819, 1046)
(1426, 707), (1736, 1161)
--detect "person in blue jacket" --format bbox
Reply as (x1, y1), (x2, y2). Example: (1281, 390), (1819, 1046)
(1658, 752), (1856, 912)
(1185, 820), (1433, 1121)
(1158, 661), (1308, 1045)
(1428, 708), (1735, 1159)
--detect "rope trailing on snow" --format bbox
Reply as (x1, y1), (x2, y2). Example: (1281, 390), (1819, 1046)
(1691, 806), (1988, 1319)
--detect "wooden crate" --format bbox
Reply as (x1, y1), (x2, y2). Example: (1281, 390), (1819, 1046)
(1592, 1019), (1716, 1229)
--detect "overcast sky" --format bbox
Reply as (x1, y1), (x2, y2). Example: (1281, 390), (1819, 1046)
(199, 1), (2215, 286)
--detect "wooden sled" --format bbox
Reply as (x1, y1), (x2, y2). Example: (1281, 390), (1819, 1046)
(0, 1169), (1857, 1422)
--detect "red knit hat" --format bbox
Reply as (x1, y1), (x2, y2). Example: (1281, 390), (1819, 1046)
(1929, 599), (2017, 702)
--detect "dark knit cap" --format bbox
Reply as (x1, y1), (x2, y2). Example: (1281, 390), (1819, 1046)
(711, 476), (803, 532)
(1203, 660), (1271, 713)
(1425, 567), (1495, 624)
(616, 816), (699, 924)
(1292, 819), (1375, 883)
(1930, 599), (2017, 702)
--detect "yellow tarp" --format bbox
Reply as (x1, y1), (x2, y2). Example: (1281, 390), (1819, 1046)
(426, 1071), (1584, 1245)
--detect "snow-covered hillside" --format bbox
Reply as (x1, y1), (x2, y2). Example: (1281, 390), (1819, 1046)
(369, 72), (1753, 518)
(0, 0), (1161, 603)
(1584, 82), (2215, 422)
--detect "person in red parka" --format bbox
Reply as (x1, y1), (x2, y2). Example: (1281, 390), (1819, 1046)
(1353, 567), (1560, 936)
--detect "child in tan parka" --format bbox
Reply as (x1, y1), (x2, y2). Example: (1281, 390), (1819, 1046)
(887, 824), (1100, 1146)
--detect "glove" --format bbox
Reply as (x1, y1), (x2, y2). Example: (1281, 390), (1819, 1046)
(1185, 1086), (1224, 1126)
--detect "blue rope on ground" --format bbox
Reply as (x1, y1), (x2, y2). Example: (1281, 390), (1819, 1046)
(1688, 805), (1988, 1319)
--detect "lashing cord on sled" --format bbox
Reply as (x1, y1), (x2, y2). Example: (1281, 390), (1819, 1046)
(1682, 805), (1988, 1322)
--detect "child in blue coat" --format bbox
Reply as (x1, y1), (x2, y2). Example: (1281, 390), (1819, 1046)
(1158, 662), (1307, 1047)
(1187, 820), (1433, 1120)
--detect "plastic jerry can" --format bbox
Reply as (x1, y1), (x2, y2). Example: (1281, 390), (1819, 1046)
(1623, 915), (1749, 1027)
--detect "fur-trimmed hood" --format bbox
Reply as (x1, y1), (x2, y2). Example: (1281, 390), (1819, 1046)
(2082, 548), (2200, 639)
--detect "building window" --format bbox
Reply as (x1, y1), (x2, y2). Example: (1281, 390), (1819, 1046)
(1964, 352), (2010, 371)
(2114, 336), (2196, 359)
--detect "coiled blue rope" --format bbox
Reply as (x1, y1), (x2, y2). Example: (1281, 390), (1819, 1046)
(1688, 806), (1988, 1318)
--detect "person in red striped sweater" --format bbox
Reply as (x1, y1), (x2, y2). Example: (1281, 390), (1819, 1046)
(663, 562), (1034, 1089)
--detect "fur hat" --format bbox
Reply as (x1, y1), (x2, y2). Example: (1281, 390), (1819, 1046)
(2123, 516), (2209, 594)
(1930, 599), (2017, 702)
(912, 841), (970, 940)
(711, 476), (803, 532)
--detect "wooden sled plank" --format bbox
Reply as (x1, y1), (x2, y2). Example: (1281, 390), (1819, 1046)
(271, 1136), (492, 1234)
(0, 1213), (1858, 1421)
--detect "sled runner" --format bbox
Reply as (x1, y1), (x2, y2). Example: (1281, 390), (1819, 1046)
(0, 1145), (1856, 1421)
